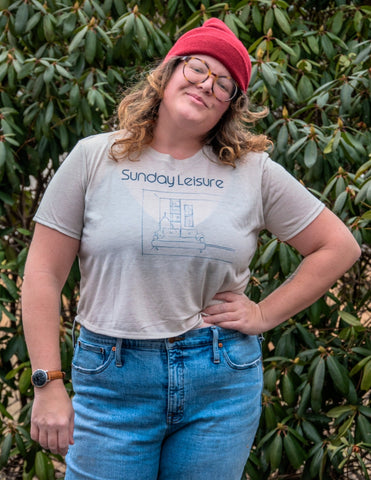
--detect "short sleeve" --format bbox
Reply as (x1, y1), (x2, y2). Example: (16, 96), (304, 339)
(33, 141), (87, 239)
(261, 157), (325, 241)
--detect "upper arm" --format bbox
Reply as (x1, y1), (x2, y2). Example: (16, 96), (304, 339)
(286, 207), (361, 261)
(24, 223), (80, 289)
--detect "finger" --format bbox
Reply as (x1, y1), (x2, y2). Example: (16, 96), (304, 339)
(69, 416), (75, 446)
(213, 291), (240, 302)
(57, 428), (71, 456)
(47, 430), (59, 454)
(37, 427), (49, 451)
(203, 301), (238, 316)
(203, 311), (237, 324)
(30, 422), (39, 444)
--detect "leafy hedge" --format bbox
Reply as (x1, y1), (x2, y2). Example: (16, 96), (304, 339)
(0, 0), (370, 479)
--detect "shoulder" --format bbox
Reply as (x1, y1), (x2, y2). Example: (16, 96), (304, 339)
(77, 131), (117, 151)
(58, 131), (119, 181)
(237, 151), (270, 168)
(239, 152), (299, 185)
(235, 151), (273, 178)
(70, 132), (119, 172)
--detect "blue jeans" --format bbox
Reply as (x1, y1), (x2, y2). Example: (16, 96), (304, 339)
(65, 326), (263, 480)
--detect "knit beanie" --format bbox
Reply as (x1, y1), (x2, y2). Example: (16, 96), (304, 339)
(164, 18), (252, 92)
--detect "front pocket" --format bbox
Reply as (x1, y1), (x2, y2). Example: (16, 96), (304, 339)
(221, 335), (262, 371)
(72, 339), (114, 374)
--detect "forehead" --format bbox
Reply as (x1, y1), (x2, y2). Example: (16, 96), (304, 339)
(190, 54), (232, 77)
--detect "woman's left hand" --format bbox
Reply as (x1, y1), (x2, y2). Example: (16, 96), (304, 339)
(201, 292), (267, 335)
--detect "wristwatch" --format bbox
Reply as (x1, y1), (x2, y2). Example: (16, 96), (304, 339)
(31, 369), (65, 388)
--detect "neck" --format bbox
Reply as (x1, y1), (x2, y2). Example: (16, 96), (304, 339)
(151, 123), (204, 160)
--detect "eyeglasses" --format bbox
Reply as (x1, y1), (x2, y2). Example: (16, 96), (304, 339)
(182, 56), (239, 102)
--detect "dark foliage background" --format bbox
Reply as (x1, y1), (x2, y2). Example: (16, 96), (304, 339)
(0, 0), (370, 478)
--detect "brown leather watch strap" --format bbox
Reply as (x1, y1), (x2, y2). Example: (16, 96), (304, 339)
(47, 370), (66, 381)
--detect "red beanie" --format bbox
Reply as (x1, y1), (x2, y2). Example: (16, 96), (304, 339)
(164, 18), (251, 92)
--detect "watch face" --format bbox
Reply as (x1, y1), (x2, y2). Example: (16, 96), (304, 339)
(32, 369), (48, 387)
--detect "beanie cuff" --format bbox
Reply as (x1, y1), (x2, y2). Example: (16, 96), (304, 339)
(164, 18), (251, 91)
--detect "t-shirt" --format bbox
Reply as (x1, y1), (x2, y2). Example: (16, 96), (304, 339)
(34, 131), (324, 339)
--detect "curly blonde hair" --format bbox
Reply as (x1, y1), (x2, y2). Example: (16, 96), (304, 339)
(110, 57), (271, 167)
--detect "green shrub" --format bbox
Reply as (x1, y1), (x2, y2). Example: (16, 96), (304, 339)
(1, 1), (370, 478)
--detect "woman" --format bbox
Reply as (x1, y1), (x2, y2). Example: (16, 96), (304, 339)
(22, 18), (361, 480)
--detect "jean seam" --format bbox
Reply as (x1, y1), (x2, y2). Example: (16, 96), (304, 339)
(221, 349), (262, 371)
(72, 348), (115, 375)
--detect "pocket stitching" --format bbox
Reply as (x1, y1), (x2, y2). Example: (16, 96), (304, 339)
(221, 349), (262, 370)
(72, 340), (115, 375)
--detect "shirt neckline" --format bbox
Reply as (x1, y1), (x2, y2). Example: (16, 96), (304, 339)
(145, 146), (208, 164)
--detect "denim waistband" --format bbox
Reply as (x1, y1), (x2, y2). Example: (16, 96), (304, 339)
(75, 324), (255, 350)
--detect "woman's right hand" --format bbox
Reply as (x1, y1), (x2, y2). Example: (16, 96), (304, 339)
(31, 381), (74, 456)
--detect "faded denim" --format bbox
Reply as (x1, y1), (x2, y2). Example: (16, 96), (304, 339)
(65, 325), (263, 480)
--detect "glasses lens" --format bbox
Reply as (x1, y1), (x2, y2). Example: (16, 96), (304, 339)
(183, 58), (208, 83)
(183, 58), (237, 102)
(214, 78), (237, 102)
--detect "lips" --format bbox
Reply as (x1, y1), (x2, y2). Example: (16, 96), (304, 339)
(186, 92), (208, 108)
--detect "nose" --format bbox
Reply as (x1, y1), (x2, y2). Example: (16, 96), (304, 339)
(197, 75), (214, 94)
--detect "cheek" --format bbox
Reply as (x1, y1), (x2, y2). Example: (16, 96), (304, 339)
(162, 76), (185, 104)
(218, 102), (231, 116)
(209, 104), (230, 126)
(164, 67), (185, 92)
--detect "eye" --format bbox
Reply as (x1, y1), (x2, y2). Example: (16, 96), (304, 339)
(190, 65), (206, 74)
(217, 82), (228, 92)
(217, 78), (232, 93)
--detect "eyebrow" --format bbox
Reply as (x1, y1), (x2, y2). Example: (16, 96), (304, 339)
(195, 57), (231, 77)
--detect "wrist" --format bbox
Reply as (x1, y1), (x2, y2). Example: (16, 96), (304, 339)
(256, 301), (273, 332)
(31, 369), (65, 389)
(258, 298), (289, 331)
(33, 378), (67, 396)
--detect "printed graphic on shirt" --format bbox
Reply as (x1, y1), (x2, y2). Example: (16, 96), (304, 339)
(141, 189), (235, 263)
(121, 168), (225, 189)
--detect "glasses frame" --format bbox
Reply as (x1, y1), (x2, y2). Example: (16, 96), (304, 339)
(181, 56), (239, 102)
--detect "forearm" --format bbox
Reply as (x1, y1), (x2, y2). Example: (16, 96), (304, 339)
(21, 225), (79, 455)
(258, 245), (359, 330)
(22, 272), (63, 370)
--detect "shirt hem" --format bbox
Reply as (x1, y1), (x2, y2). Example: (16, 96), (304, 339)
(279, 203), (325, 242)
(76, 316), (205, 340)
(33, 217), (82, 240)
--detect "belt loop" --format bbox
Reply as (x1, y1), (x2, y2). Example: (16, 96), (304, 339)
(72, 318), (77, 348)
(211, 327), (220, 364)
(114, 338), (123, 367)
